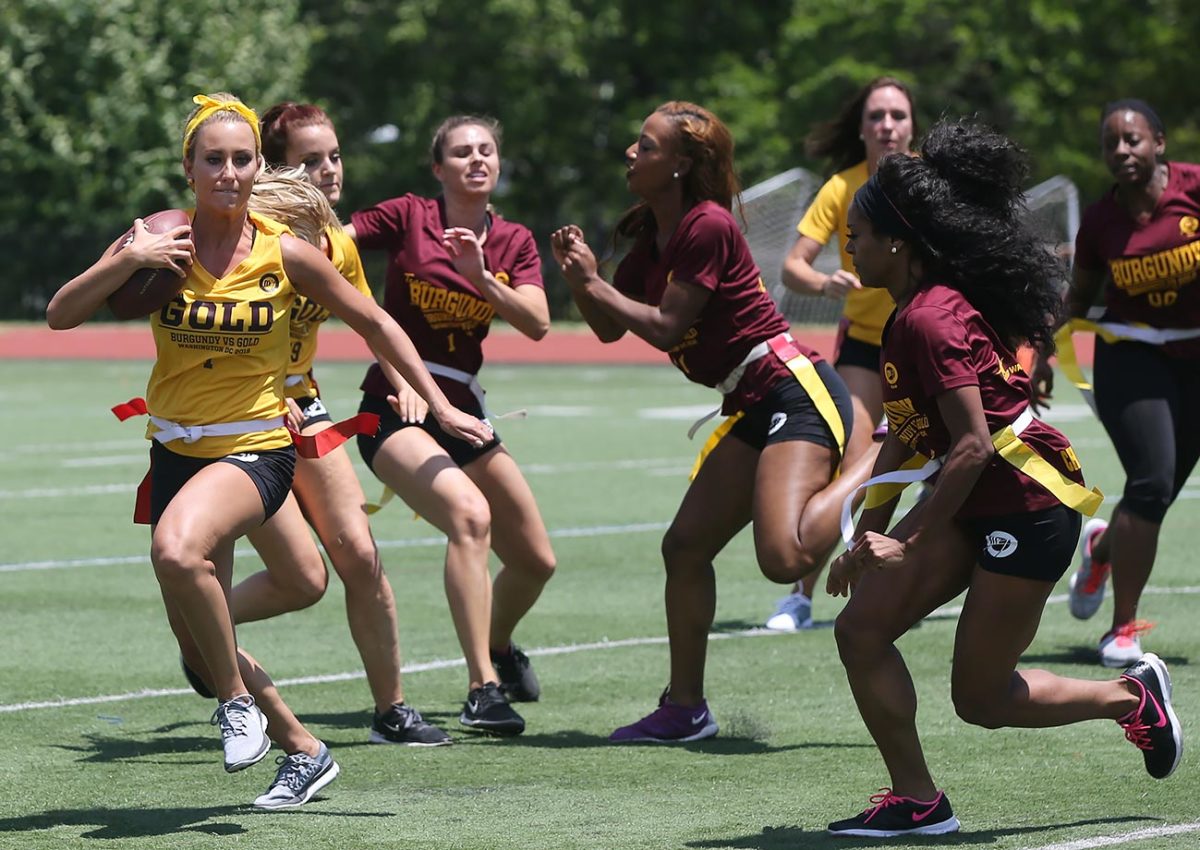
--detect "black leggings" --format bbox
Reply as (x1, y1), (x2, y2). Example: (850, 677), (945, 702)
(1094, 339), (1200, 523)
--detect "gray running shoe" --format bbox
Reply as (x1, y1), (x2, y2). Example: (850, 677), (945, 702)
(253, 742), (340, 810)
(211, 694), (270, 773)
(369, 703), (452, 747)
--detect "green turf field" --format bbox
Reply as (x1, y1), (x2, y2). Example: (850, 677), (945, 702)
(0, 360), (1196, 849)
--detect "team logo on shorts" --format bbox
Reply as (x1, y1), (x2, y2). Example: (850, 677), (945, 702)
(1181, 216), (1199, 236)
(883, 361), (899, 388)
(228, 453), (260, 464)
(259, 273), (281, 293)
(984, 530), (1018, 558)
(768, 412), (787, 436)
(303, 398), (328, 421)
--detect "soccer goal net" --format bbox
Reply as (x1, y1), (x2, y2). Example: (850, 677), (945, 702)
(739, 170), (1081, 324)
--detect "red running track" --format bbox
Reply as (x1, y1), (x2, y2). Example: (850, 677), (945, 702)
(1, 323), (847, 364)
(0, 323), (1093, 365)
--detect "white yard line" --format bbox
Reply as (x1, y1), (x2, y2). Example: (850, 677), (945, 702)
(0, 456), (693, 498)
(1025, 822), (1200, 850)
(4, 586), (1200, 715)
(0, 630), (763, 714)
(0, 520), (672, 573)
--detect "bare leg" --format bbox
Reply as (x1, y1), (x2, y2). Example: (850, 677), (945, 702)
(292, 442), (405, 712)
(465, 447), (556, 651)
(237, 494), (329, 622)
(661, 434), (756, 706)
(152, 462), (265, 701)
(1107, 507), (1161, 630)
(834, 516), (976, 800)
(952, 569), (1139, 729)
(370, 429), (498, 689)
(789, 363), (883, 599)
(752, 440), (842, 584)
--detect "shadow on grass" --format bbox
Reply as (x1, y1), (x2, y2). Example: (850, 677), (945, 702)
(1021, 648), (1189, 667)
(0, 801), (390, 840)
(56, 731), (212, 765)
(685, 815), (1158, 849)
(482, 728), (873, 755)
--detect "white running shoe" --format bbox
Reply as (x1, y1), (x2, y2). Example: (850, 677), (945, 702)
(1068, 518), (1110, 620)
(1099, 621), (1155, 669)
(765, 591), (813, 631)
(212, 694), (270, 773)
(253, 742), (340, 810)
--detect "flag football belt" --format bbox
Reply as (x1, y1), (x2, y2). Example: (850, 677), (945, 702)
(1054, 318), (1200, 412)
(688, 332), (847, 480)
(838, 406), (1103, 544)
(112, 397), (379, 523)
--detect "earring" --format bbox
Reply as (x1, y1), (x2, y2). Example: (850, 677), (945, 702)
(672, 171), (680, 179)
(890, 245), (898, 254)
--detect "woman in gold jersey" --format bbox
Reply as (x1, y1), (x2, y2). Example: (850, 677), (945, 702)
(220, 102), (451, 747)
(45, 93), (491, 808)
(763, 77), (917, 632)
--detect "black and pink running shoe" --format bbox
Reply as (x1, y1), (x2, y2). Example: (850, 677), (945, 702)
(828, 788), (960, 837)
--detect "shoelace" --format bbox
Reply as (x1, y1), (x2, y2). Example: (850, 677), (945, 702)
(1122, 715), (1154, 750)
(210, 699), (250, 740)
(388, 706), (422, 730)
(1111, 619), (1156, 645)
(270, 751), (320, 794)
(861, 788), (902, 822)
(1118, 675), (1160, 751)
(472, 683), (505, 712)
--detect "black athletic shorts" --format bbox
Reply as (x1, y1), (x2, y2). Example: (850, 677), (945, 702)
(728, 362), (854, 456)
(357, 391), (501, 471)
(962, 504), (1081, 582)
(294, 394), (333, 427)
(148, 441), (296, 526)
(835, 335), (882, 372)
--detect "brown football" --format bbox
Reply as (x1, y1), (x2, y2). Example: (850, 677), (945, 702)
(107, 209), (192, 320)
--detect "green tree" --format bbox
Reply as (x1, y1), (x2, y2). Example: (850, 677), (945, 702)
(1, 0), (310, 317)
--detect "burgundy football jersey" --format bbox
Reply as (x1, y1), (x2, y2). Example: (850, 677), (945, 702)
(613, 201), (813, 411)
(881, 283), (1086, 518)
(1076, 161), (1200, 358)
(352, 194), (543, 404)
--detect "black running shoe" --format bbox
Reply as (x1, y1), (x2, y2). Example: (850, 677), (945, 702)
(491, 644), (541, 702)
(1119, 652), (1183, 779)
(369, 702), (452, 747)
(828, 788), (960, 837)
(180, 654), (215, 699)
(459, 682), (525, 736)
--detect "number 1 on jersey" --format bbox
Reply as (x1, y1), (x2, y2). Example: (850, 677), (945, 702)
(447, 333), (456, 353)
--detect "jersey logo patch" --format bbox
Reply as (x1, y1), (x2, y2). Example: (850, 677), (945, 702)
(1181, 215), (1198, 236)
(883, 362), (899, 388)
(259, 273), (281, 293)
(768, 412), (788, 436)
(984, 530), (1018, 559)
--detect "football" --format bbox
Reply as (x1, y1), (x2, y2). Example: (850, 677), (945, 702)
(107, 209), (192, 320)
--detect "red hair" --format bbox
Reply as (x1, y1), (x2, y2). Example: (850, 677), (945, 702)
(259, 102), (335, 167)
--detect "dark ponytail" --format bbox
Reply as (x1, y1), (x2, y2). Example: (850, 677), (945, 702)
(871, 119), (1065, 351)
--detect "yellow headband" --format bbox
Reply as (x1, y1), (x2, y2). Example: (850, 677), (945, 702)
(182, 94), (262, 159)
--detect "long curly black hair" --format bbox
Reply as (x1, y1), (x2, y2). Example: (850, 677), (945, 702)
(872, 119), (1065, 351)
